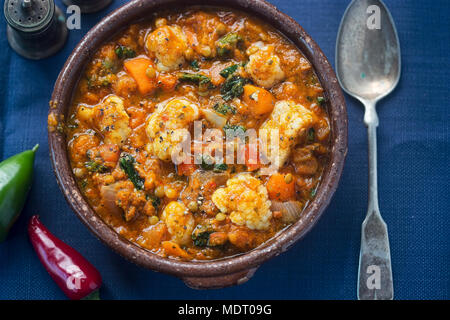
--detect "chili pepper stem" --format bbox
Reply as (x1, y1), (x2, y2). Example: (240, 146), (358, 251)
(82, 290), (101, 300)
(32, 144), (39, 152)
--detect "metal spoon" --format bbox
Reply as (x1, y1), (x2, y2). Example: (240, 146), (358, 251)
(336, 0), (400, 300)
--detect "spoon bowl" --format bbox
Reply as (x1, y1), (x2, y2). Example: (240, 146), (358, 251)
(336, 0), (401, 103)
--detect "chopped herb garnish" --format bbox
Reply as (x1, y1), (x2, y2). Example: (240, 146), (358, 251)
(115, 46), (136, 59)
(213, 103), (236, 115)
(221, 75), (250, 101)
(119, 153), (144, 190)
(306, 96), (313, 102)
(310, 188), (317, 197)
(219, 64), (238, 78)
(191, 60), (200, 71)
(85, 161), (108, 173)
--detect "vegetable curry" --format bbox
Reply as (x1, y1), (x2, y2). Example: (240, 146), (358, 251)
(65, 8), (330, 260)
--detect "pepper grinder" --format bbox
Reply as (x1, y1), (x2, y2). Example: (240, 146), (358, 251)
(62, 0), (113, 14)
(4, 0), (68, 60)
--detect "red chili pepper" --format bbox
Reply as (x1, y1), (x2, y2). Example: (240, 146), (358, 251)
(28, 215), (102, 300)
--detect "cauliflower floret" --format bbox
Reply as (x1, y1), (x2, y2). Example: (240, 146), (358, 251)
(245, 42), (285, 89)
(77, 95), (131, 146)
(260, 100), (314, 167)
(146, 98), (199, 161)
(212, 174), (272, 231)
(145, 25), (188, 72)
(161, 201), (195, 245)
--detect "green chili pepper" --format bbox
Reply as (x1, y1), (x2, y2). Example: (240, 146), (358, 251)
(0, 144), (38, 242)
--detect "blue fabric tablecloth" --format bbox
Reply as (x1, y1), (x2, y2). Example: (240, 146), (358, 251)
(0, 0), (448, 300)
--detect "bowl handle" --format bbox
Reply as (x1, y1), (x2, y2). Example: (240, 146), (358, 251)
(182, 267), (259, 289)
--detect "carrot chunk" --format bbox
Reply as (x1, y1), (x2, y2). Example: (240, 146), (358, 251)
(243, 84), (275, 115)
(266, 173), (295, 201)
(124, 57), (157, 95)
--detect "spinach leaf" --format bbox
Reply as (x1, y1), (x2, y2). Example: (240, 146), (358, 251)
(223, 124), (247, 141)
(146, 194), (161, 209)
(197, 154), (228, 172)
(216, 33), (243, 57)
(213, 163), (228, 172)
(191, 225), (213, 247)
(223, 124), (246, 135)
(178, 72), (213, 90)
(213, 103), (236, 115)
(221, 75), (249, 101)
(219, 64), (238, 78)
(199, 155), (215, 170)
(119, 153), (144, 190)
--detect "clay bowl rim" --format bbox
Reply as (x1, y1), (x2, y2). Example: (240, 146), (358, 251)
(48, 0), (347, 278)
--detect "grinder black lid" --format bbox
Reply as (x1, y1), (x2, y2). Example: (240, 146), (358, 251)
(4, 0), (68, 60)
(4, 0), (54, 34)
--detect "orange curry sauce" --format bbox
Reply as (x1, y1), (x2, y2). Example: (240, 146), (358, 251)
(66, 8), (330, 260)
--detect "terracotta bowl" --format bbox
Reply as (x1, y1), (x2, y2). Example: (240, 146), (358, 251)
(48, 0), (347, 289)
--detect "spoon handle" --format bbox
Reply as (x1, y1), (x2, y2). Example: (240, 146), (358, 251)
(357, 101), (393, 300)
